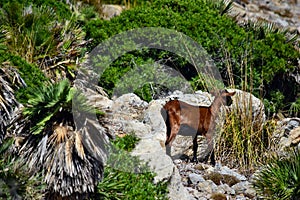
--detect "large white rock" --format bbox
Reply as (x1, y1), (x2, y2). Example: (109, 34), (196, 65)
(131, 138), (174, 183)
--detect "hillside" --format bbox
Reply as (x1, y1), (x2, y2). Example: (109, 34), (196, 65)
(0, 0), (300, 199)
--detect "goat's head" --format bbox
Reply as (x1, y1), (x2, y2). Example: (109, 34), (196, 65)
(211, 89), (236, 106)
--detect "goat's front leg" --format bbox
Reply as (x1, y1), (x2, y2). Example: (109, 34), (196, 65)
(191, 135), (198, 163)
(200, 134), (215, 166)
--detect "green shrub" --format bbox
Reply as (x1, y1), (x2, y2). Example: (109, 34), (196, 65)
(252, 150), (300, 199)
(97, 133), (168, 199)
(84, 0), (299, 115)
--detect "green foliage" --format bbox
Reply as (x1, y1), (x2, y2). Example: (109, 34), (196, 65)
(112, 133), (140, 152)
(97, 134), (168, 199)
(0, 2), (57, 63)
(263, 90), (285, 115)
(4, 54), (47, 88)
(252, 150), (300, 199)
(19, 79), (92, 135)
(289, 97), (300, 116)
(0, 0), (72, 20)
(102, 0), (152, 8)
(110, 58), (192, 101)
(84, 0), (299, 114)
(0, 1), (88, 81)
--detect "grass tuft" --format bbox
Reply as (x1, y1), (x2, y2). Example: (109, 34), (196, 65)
(252, 149), (300, 199)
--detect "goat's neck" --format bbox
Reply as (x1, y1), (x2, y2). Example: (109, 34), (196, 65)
(210, 97), (224, 119)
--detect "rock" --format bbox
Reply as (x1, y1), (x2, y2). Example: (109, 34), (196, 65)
(112, 93), (148, 121)
(235, 195), (249, 200)
(197, 180), (218, 194)
(173, 159), (182, 165)
(232, 181), (251, 194)
(73, 82), (113, 111)
(121, 120), (152, 138)
(168, 167), (196, 200)
(285, 118), (300, 134)
(187, 188), (206, 199)
(290, 126), (300, 145)
(204, 171), (241, 186)
(102, 4), (124, 20)
(219, 166), (247, 182)
(276, 118), (300, 150)
(143, 100), (167, 142)
(188, 173), (205, 184)
(131, 138), (174, 183)
(244, 186), (257, 199)
(229, 89), (265, 131)
(218, 184), (236, 195)
(247, 3), (260, 12)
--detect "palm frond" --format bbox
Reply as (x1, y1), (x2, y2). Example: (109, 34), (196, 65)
(75, 131), (85, 159)
(0, 63), (26, 144)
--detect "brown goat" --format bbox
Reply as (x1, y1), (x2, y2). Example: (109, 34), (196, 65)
(161, 90), (236, 165)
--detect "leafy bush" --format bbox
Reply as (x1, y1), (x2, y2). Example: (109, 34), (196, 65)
(97, 134), (168, 199)
(84, 0), (299, 115)
(252, 150), (300, 199)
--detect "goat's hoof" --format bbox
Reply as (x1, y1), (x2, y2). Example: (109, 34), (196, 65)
(211, 161), (216, 166)
(191, 157), (198, 163)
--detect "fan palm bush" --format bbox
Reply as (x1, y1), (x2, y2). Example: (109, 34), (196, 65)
(252, 149), (300, 199)
(18, 79), (111, 199)
(0, 138), (45, 199)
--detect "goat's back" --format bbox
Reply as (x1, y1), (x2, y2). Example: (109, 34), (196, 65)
(163, 100), (211, 135)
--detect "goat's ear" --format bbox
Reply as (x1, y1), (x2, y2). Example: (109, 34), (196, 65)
(227, 91), (236, 96)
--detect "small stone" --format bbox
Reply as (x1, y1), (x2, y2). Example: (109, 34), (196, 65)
(209, 193), (227, 200)
(197, 180), (218, 193)
(173, 159), (182, 165)
(290, 127), (300, 145)
(194, 163), (210, 171)
(219, 166), (247, 181)
(219, 184), (236, 195)
(189, 173), (205, 184)
(244, 187), (256, 199)
(232, 181), (251, 194)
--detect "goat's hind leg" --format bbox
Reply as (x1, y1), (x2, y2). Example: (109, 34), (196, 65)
(191, 135), (198, 163)
(165, 122), (180, 158)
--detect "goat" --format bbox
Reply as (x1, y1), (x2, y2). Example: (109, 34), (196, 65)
(161, 89), (236, 165)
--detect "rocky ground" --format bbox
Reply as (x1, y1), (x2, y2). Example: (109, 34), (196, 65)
(92, 88), (300, 200)
(231, 0), (300, 32)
